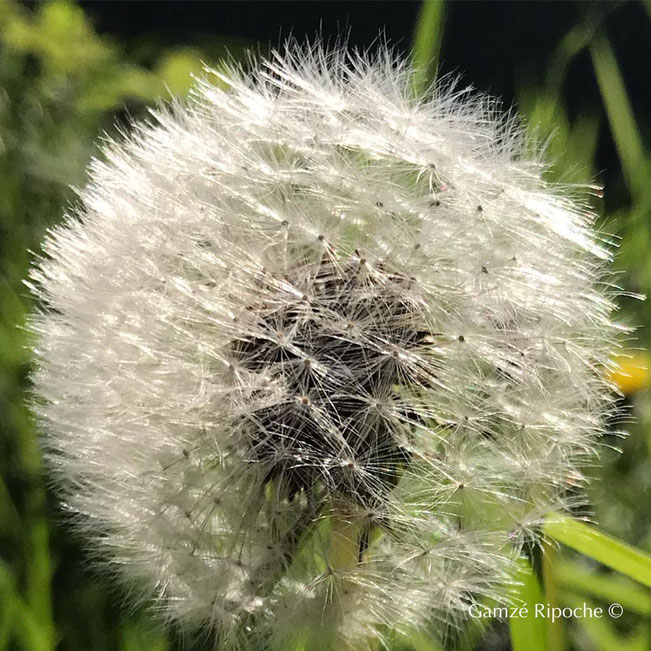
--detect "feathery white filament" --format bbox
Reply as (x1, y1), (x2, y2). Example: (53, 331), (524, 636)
(29, 43), (620, 649)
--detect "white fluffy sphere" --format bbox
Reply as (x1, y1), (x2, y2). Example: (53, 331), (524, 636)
(30, 43), (619, 649)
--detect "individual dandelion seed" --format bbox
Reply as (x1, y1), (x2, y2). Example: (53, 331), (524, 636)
(29, 41), (623, 650)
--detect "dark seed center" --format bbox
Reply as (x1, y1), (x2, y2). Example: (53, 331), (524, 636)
(231, 257), (427, 507)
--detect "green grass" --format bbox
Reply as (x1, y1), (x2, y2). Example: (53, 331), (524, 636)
(545, 515), (651, 588)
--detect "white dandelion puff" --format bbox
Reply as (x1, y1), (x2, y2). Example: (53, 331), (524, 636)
(29, 41), (621, 649)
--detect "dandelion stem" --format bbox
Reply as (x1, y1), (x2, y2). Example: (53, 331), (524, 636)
(329, 509), (365, 573)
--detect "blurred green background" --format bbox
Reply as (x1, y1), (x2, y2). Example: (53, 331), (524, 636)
(0, 1), (649, 649)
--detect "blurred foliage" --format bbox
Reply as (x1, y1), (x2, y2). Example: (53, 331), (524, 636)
(0, 1), (219, 648)
(0, 1), (650, 649)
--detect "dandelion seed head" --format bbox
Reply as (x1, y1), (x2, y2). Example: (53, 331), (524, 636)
(29, 41), (620, 647)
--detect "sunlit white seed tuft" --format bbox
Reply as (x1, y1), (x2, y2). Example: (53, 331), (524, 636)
(29, 41), (621, 649)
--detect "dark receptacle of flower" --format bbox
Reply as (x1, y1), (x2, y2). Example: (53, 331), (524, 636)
(232, 255), (431, 509)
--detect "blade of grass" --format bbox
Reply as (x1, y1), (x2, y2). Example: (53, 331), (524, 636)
(564, 112), (601, 177)
(590, 35), (648, 200)
(542, 542), (566, 651)
(411, 0), (445, 95)
(564, 594), (649, 651)
(0, 573), (17, 651)
(544, 515), (651, 587)
(556, 559), (651, 616)
(0, 564), (52, 651)
(509, 558), (548, 651)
